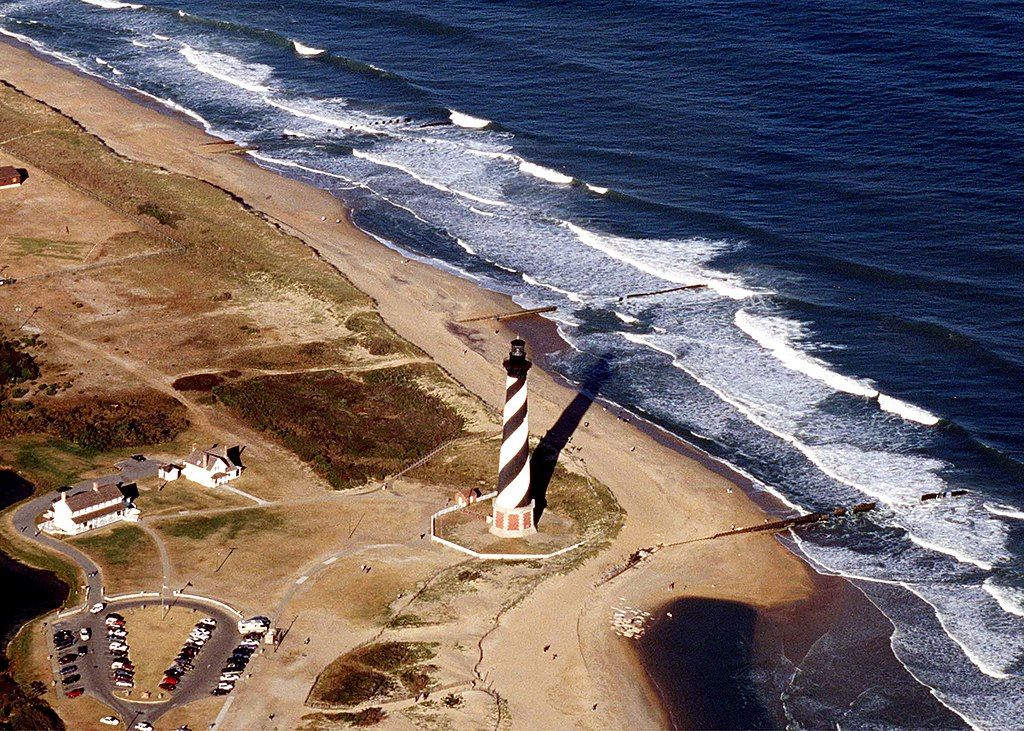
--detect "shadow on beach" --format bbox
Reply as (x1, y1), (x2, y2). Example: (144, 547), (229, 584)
(530, 355), (611, 526)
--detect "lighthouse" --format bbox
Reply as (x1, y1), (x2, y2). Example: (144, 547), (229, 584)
(490, 338), (537, 537)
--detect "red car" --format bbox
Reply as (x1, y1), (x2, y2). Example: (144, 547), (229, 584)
(159, 682), (177, 692)
(161, 676), (179, 686)
(65, 688), (84, 699)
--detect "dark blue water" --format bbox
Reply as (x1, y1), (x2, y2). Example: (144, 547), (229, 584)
(2, 1), (1022, 727)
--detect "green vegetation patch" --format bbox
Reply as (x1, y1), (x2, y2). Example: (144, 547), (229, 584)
(161, 508), (283, 541)
(308, 642), (437, 709)
(69, 524), (150, 567)
(0, 389), (189, 451)
(8, 237), (88, 261)
(214, 368), (464, 489)
(299, 708), (387, 729)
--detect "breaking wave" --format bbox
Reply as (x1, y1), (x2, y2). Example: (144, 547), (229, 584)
(179, 44), (273, 94)
(735, 309), (942, 425)
(80, 0), (142, 10)
(519, 160), (573, 184)
(292, 39), (325, 57)
(984, 502), (1024, 520)
(983, 578), (1024, 618)
(449, 109), (491, 129)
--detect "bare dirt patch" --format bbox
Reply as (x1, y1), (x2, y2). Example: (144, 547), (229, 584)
(113, 605), (197, 702)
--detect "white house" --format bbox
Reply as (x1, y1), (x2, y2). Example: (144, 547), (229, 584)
(45, 482), (140, 536)
(158, 463), (181, 481)
(181, 444), (243, 488)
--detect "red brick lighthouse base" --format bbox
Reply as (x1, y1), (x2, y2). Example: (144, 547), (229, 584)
(490, 500), (537, 539)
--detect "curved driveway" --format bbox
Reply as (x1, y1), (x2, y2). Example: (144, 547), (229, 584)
(13, 490), (240, 727)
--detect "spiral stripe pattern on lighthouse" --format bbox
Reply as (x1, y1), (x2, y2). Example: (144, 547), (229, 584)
(495, 371), (531, 509)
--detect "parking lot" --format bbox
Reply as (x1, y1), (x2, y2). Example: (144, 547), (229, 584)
(49, 597), (247, 728)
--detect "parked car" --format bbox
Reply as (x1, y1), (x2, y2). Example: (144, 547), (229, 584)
(59, 665), (78, 675)
(79, 628), (91, 641)
(65, 688), (84, 698)
(77, 645), (89, 657)
(158, 682), (177, 692)
(90, 602), (106, 614)
(114, 680), (134, 689)
(105, 612), (124, 622)
(61, 674), (81, 686)
(236, 616), (270, 635)
(58, 653), (78, 664)
(109, 643), (129, 653)
(211, 687), (230, 696)
(111, 661), (134, 670)
(134, 721), (154, 731)
(99, 717), (120, 726)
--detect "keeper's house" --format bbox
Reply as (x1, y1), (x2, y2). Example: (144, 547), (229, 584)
(0, 166), (22, 189)
(45, 482), (139, 536)
(182, 444), (243, 487)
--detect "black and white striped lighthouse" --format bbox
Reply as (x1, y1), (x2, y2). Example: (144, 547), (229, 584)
(490, 338), (537, 537)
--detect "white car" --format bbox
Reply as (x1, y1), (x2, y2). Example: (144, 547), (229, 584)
(133, 721), (152, 731)
(220, 672), (240, 681)
(90, 603), (106, 614)
(109, 643), (129, 652)
(99, 716), (120, 726)
(79, 628), (91, 641)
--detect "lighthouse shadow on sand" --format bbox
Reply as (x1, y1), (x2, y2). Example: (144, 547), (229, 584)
(530, 355), (612, 527)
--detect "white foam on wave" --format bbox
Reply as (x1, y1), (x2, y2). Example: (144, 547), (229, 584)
(735, 309), (879, 398)
(984, 502), (1024, 520)
(877, 394), (940, 426)
(468, 206), (495, 218)
(564, 222), (757, 300)
(292, 40), (325, 57)
(95, 56), (109, 66)
(152, 33), (170, 41)
(247, 151), (356, 185)
(80, 0), (142, 10)
(735, 309), (941, 426)
(983, 578), (1024, 618)
(282, 129), (312, 139)
(522, 273), (583, 303)
(519, 160), (574, 185)
(619, 327), (1007, 571)
(263, 97), (382, 136)
(112, 68), (123, 75)
(353, 148), (509, 207)
(614, 311), (639, 324)
(449, 110), (491, 129)
(179, 44), (273, 94)
(130, 39), (148, 48)
(586, 183), (609, 195)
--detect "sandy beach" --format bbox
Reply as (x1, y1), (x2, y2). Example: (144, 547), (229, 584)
(0, 37), (824, 729)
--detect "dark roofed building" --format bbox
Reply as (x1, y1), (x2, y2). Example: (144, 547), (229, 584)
(0, 166), (22, 189)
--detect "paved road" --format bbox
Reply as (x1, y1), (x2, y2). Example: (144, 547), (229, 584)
(13, 491), (247, 728)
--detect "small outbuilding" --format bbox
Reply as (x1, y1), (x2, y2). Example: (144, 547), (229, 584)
(158, 463), (182, 481)
(0, 166), (22, 189)
(455, 487), (482, 508)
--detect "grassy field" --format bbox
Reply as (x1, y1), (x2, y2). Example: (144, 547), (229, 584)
(113, 605), (198, 701)
(69, 524), (162, 594)
(6, 237), (89, 261)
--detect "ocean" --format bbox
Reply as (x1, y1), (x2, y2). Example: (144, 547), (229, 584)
(1, 1), (1021, 727)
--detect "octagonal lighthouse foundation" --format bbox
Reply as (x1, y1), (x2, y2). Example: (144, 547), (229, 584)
(490, 338), (537, 538)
